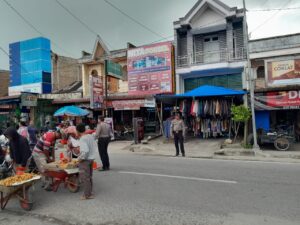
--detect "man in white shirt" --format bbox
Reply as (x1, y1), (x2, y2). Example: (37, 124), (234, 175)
(76, 123), (97, 200)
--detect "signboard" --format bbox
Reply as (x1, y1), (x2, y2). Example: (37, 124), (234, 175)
(9, 83), (43, 96)
(254, 90), (300, 110)
(112, 99), (145, 110)
(21, 93), (38, 107)
(266, 58), (300, 87)
(144, 98), (156, 108)
(89, 75), (103, 109)
(127, 41), (173, 95)
(105, 60), (123, 80)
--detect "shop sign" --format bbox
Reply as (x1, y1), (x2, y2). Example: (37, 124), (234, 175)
(254, 90), (300, 110)
(9, 83), (43, 96)
(266, 58), (300, 87)
(89, 75), (103, 109)
(21, 93), (37, 107)
(105, 60), (123, 80)
(127, 41), (174, 95)
(112, 99), (145, 110)
(144, 98), (156, 108)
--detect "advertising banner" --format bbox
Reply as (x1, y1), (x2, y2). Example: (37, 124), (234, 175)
(112, 99), (145, 111)
(266, 58), (300, 86)
(254, 90), (300, 110)
(89, 75), (103, 109)
(127, 41), (173, 95)
(9, 83), (43, 96)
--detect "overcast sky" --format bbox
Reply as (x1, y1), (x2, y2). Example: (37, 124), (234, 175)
(1, 0), (300, 70)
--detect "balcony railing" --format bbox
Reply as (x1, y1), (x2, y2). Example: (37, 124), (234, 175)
(177, 48), (247, 68)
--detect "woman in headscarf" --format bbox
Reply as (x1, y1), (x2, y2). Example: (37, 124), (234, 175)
(4, 127), (31, 167)
(64, 126), (80, 160)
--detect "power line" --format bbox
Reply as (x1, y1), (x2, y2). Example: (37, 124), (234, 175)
(249, 0), (293, 35)
(103, 0), (167, 40)
(54, 0), (113, 49)
(1, 0), (73, 56)
(249, 6), (300, 12)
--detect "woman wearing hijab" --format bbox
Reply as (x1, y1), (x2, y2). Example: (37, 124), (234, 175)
(4, 127), (31, 168)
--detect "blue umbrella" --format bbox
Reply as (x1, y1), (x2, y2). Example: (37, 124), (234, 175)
(54, 105), (89, 117)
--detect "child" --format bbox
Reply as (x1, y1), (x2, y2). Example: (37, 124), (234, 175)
(76, 123), (97, 200)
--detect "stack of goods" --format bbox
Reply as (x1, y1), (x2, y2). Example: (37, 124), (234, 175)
(58, 158), (79, 169)
(0, 173), (36, 186)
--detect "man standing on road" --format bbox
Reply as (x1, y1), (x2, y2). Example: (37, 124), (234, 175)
(76, 123), (97, 200)
(95, 116), (112, 171)
(171, 113), (185, 157)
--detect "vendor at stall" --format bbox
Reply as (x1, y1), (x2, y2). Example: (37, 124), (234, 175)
(64, 126), (80, 160)
(32, 130), (61, 174)
(4, 127), (31, 168)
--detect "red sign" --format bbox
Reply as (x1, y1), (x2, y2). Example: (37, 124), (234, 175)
(127, 41), (173, 95)
(267, 90), (300, 109)
(89, 75), (103, 109)
(112, 99), (145, 110)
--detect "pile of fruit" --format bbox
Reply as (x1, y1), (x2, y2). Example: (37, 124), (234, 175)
(58, 159), (79, 169)
(0, 173), (36, 186)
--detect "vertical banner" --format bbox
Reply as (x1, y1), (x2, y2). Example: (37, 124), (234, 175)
(127, 41), (174, 95)
(89, 75), (103, 109)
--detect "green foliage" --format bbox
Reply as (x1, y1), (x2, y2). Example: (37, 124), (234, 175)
(231, 105), (251, 123)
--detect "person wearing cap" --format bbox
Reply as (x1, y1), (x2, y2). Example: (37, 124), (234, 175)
(170, 113), (186, 157)
(95, 116), (112, 171)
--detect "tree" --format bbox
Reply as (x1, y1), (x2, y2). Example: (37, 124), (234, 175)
(231, 105), (251, 143)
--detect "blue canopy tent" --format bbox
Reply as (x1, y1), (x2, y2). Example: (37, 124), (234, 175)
(54, 105), (89, 117)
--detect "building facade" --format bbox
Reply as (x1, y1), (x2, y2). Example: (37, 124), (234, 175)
(0, 70), (9, 97)
(174, 0), (247, 94)
(249, 33), (300, 139)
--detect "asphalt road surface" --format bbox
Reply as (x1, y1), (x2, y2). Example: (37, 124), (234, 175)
(1, 153), (300, 225)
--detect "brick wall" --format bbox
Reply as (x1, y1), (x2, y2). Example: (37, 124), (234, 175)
(0, 70), (9, 97)
(52, 54), (82, 91)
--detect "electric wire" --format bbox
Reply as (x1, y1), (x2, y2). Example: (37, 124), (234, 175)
(1, 0), (73, 56)
(54, 0), (113, 49)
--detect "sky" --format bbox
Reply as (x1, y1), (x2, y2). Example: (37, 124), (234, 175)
(0, 0), (300, 70)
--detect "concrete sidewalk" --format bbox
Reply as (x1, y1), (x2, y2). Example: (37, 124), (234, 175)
(108, 137), (300, 163)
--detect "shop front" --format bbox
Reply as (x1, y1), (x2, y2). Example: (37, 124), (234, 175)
(255, 90), (300, 141)
(107, 96), (158, 139)
(157, 85), (245, 139)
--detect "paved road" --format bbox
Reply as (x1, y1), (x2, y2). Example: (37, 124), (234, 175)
(1, 153), (300, 225)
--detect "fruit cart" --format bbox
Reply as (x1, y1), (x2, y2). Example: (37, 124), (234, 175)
(43, 159), (80, 193)
(0, 175), (41, 211)
(43, 168), (79, 192)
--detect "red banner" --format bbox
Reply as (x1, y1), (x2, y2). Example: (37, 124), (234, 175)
(255, 90), (300, 110)
(127, 42), (173, 95)
(112, 99), (145, 110)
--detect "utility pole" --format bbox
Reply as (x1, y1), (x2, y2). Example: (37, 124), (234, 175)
(243, 0), (260, 151)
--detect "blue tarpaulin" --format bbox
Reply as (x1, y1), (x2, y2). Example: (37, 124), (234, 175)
(54, 105), (89, 117)
(177, 85), (246, 97)
(156, 85), (246, 100)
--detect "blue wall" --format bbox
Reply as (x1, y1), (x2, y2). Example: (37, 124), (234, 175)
(9, 37), (52, 93)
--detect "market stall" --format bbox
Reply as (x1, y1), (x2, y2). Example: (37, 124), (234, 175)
(156, 85), (246, 139)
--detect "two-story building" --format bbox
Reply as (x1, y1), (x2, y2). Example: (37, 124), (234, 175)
(249, 33), (300, 140)
(174, 0), (247, 94)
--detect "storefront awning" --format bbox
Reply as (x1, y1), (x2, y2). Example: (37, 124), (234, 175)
(156, 85), (246, 100)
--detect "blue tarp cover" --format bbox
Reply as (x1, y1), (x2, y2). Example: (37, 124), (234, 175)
(155, 85), (246, 100)
(54, 105), (89, 117)
(177, 85), (245, 97)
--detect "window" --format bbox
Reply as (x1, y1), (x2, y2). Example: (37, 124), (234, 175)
(204, 38), (210, 42)
(257, 66), (265, 79)
(212, 37), (219, 41)
(91, 69), (98, 76)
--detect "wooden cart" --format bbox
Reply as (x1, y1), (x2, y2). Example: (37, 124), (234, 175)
(0, 176), (41, 211)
